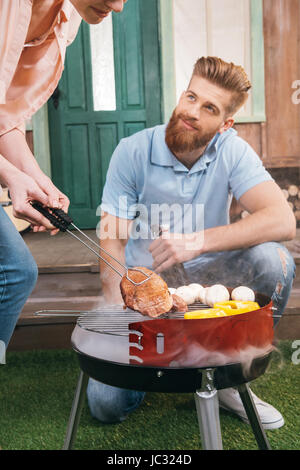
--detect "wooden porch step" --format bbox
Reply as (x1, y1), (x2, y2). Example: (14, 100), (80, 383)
(8, 295), (106, 351)
(23, 230), (100, 273)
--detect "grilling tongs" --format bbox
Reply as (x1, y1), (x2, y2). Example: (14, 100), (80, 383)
(31, 202), (152, 287)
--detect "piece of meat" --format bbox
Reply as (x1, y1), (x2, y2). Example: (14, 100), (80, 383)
(170, 294), (188, 313)
(120, 267), (173, 317)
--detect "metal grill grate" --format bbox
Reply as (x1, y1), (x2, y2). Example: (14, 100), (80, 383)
(76, 301), (209, 336)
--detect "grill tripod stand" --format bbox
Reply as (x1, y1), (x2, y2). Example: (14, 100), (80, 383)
(62, 367), (271, 451)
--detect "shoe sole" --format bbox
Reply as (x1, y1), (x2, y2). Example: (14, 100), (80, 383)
(219, 403), (285, 430)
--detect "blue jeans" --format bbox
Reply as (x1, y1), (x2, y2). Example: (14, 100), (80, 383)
(87, 242), (296, 423)
(0, 206), (38, 354)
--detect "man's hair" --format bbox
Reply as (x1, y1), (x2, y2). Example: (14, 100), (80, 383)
(192, 56), (252, 116)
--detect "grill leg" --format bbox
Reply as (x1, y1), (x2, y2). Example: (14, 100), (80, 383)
(62, 371), (89, 450)
(194, 370), (223, 450)
(237, 383), (271, 450)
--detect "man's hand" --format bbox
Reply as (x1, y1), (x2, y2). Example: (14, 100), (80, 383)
(149, 228), (203, 273)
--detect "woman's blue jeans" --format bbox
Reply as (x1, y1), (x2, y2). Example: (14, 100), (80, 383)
(0, 206), (38, 359)
(87, 242), (296, 423)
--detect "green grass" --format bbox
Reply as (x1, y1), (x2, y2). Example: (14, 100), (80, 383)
(0, 341), (299, 450)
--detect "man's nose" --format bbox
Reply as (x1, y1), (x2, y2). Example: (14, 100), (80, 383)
(188, 106), (201, 120)
(106, 0), (125, 12)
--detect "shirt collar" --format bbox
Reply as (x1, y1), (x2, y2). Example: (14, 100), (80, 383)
(150, 124), (220, 174)
(61, 0), (72, 21)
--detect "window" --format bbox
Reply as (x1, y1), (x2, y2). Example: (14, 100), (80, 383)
(90, 16), (116, 111)
(160, 0), (265, 123)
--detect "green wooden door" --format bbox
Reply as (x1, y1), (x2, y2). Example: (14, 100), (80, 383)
(48, 0), (161, 228)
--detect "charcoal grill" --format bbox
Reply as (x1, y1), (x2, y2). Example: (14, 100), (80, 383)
(46, 291), (274, 451)
(32, 203), (277, 449)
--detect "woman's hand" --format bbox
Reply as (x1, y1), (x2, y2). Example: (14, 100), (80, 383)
(35, 173), (70, 213)
(4, 166), (68, 234)
(30, 173), (70, 235)
(0, 129), (70, 234)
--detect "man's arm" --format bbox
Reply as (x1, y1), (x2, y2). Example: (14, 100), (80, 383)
(150, 181), (296, 273)
(201, 180), (296, 251)
(99, 212), (132, 304)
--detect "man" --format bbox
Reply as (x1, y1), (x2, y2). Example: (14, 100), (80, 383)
(0, 0), (127, 352)
(88, 57), (296, 429)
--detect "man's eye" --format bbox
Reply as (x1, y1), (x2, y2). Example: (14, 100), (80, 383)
(186, 94), (196, 101)
(205, 105), (215, 112)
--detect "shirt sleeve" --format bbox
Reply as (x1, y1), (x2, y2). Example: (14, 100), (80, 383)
(228, 137), (273, 201)
(16, 122), (26, 135)
(101, 139), (138, 220)
(0, 2), (81, 136)
(0, 0), (21, 105)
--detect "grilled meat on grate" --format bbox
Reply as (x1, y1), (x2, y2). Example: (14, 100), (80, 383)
(169, 294), (188, 313)
(120, 267), (174, 317)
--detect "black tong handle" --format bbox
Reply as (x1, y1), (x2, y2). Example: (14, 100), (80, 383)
(31, 201), (73, 232)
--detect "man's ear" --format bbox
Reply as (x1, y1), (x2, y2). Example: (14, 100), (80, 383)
(219, 117), (235, 134)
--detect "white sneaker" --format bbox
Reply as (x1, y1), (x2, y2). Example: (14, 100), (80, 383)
(218, 387), (284, 430)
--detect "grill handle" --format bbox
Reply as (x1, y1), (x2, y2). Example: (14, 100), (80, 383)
(31, 201), (73, 232)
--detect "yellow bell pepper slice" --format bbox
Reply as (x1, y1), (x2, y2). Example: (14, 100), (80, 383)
(184, 308), (228, 319)
(213, 300), (260, 316)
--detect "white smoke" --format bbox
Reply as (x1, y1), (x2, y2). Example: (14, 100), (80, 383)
(166, 342), (274, 370)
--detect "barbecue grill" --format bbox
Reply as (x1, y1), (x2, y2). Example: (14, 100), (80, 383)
(37, 292), (274, 451)
(32, 204), (274, 450)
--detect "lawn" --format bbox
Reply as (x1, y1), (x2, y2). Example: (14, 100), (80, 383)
(0, 341), (299, 450)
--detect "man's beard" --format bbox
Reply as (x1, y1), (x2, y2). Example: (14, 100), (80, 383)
(165, 110), (218, 155)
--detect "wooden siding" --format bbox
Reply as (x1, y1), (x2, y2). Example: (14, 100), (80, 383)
(237, 0), (300, 168)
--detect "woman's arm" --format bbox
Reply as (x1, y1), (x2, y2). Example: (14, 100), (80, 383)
(0, 128), (70, 231)
(0, 153), (58, 229)
(0, 128), (69, 210)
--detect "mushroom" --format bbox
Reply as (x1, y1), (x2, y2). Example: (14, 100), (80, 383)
(188, 283), (205, 302)
(231, 286), (255, 302)
(202, 287), (210, 304)
(205, 284), (230, 307)
(168, 287), (177, 295)
(175, 286), (197, 305)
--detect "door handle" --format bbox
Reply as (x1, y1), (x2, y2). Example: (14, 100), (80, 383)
(52, 87), (61, 109)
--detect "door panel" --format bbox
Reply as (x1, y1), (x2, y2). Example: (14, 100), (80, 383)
(48, 0), (161, 228)
(66, 125), (90, 207)
(95, 123), (119, 190)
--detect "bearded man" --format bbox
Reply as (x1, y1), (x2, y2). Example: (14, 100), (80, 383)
(87, 57), (296, 429)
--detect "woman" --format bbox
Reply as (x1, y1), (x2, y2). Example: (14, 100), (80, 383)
(0, 0), (127, 352)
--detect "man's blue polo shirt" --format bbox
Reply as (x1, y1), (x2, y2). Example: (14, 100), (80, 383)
(101, 124), (272, 269)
